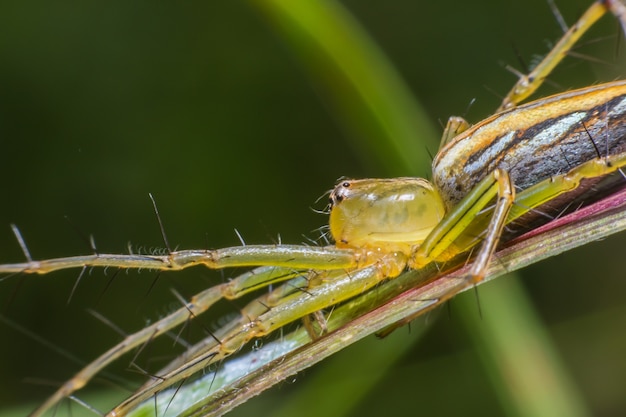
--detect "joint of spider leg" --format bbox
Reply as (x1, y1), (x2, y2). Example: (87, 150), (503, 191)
(302, 310), (329, 340)
(238, 318), (266, 340)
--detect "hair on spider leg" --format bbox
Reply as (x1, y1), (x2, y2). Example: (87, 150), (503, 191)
(582, 121), (605, 160)
(165, 320), (194, 352)
(149, 193), (172, 255)
(95, 268), (121, 307)
(127, 331), (164, 378)
(462, 97), (477, 119)
(67, 394), (105, 416)
(546, 0), (569, 32)
(88, 308), (175, 383)
(502, 36), (562, 92)
(233, 228), (247, 246)
(62, 215), (100, 256)
(471, 283), (484, 320)
(126, 361), (166, 383)
(87, 309), (128, 339)
(90, 308), (179, 388)
(0, 223), (46, 313)
(125, 360), (193, 417)
(248, 298), (272, 318)
(66, 277), (246, 412)
(563, 16), (626, 64)
(482, 82), (506, 104)
(130, 335), (187, 381)
(438, 97), (479, 135)
(1, 273), (26, 314)
(66, 267), (92, 306)
(164, 378), (189, 417)
(451, 245), (489, 320)
(140, 271), (164, 300)
(0, 226), (33, 309)
(567, 48), (618, 66)
(510, 36), (531, 77)
(170, 288), (224, 347)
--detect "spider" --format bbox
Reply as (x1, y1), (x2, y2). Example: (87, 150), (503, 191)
(2, 1), (626, 416)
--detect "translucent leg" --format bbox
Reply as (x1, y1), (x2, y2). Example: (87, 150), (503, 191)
(26, 266), (299, 417)
(108, 263), (401, 416)
(0, 244), (359, 275)
(497, 0), (626, 111)
(23, 243), (407, 416)
(508, 152), (626, 223)
(411, 168), (515, 275)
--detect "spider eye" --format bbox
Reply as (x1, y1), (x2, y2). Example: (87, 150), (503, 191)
(328, 193), (343, 208)
(329, 180), (353, 207)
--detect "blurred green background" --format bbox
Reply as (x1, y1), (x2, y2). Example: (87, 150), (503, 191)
(1, 0), (625, 416)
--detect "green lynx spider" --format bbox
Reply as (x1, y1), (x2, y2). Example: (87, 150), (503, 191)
(2, 1), (626, 416)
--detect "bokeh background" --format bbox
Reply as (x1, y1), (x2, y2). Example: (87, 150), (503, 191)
(1, 0), (625, 416)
